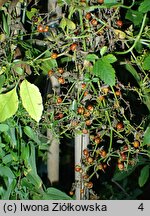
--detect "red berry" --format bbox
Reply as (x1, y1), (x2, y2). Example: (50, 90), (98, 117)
(83, 149), (89, 156)
(85, 12), (91, 20)
(57, 97), (63, 104)
(70, 43), (77, 51)
(87, 182), (93, 189)
(116, 122), (124, 130)
(75, 165), (81, 172)
(116, 20), (123, 27)
(37, 24), (44, 33)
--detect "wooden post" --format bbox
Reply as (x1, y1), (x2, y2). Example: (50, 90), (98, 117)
(46, 0), (62, 186)
(75, 133), (89, 200)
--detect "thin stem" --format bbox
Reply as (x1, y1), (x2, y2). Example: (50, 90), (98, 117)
(116, 13), (147, 55)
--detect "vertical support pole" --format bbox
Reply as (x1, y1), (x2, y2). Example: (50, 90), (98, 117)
(47, 129), (59, 185)
(46, 0), (61, 186)
(75, 133), (89, 200)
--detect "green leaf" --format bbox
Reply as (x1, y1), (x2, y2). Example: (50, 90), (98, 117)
(0, 165), (15, 179)
(26, 171), (42, 189)
(142, 93), (150, 111)
(143, 126), (150, 146)
(3, 154), (13, 164)
(59, 17), (67, 30)
(100, 46), (108, 56)
(126, 9), (143, 26)
(20, 80), (43, 122)
(0, 88), (18, 122)
(24, 126), (40, 144)
(14, 66), (24, 75)
(93, 58), (116, 86)
(26, 8), (38, 20)
(103, 54), (117, 64)
(0, 124), (9, 132)
(66, 19), (76, 30)
(44, 187), (72, 200)
(143, 55), (150, 70)
(139, 0), (150, 13)
(112, 166), (136, 181)
(125, 64), (141, 85)
(41, 59), (57, 75)
(85, 54), (98, 62)
(138, 165), (149, 187)
(0, 75), (5, 92)
(2, 13), (9, 36)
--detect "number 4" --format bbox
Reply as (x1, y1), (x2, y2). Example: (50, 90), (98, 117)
(138, 203), (144, 211)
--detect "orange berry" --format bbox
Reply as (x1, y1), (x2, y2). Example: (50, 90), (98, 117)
(77, 107), (85, 114)
(57, 97), (63, 104)
(37, 24), (44, 32)
(51, 52), (58, 59)
(101, 150), (107, 157)
(81, 83), (86, 89)
(85, 12), (91, 20)
(43, 26), (49, 32)
(58, 67), (64, 74)
(115, 90), (121, 96)
(94, 137), (101, 144)
(133, 140), (140, 148)
(48, 69), (53, 76)
(70, 43), (77, 51)
(87, 157), (93, 163)
(91, 19), (98, 26)
(69, 191), (74, 196)
(84, 90), (89, 97)
(83, 149), (89, 156)
(87, 182), (93, 189)
(118, 163), (124, 171)
(86, 120), (92, 126)
(87, 104), (94, 112)
(58, 77), (65, 84)
(75, 165), (81, 172)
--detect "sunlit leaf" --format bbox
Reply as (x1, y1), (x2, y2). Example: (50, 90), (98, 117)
(20, 80), (43, 122)
(0, 88), (18, 122)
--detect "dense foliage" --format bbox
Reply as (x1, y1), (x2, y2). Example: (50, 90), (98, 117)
(0, 0), (150, 199)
